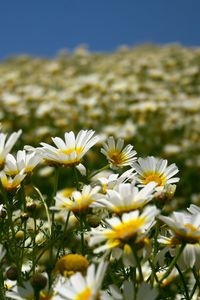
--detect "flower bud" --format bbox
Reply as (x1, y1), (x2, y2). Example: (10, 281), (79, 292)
(30, 273), (47, 291)
(15, 230), (25, 240)
(6, 265), (18, 280)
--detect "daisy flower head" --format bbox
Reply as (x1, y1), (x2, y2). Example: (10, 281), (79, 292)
(158, 235), (200, 269)
(54, 260), (107, 300)
(89, 206), (159, 253)
(101, 136), (137, 168)
(37, 130), (99, 168)
(0, 129), (22, 169)
(159, 211), (200, 244)
(6, 277), (55, 300)
(96, 168), (136, 194)
(52, 185), (101, 214)
(0, 170), (26, 192)
(96, 181), (157, 214)
(132, 156), (179, 189)
(4, 150), (41, 176)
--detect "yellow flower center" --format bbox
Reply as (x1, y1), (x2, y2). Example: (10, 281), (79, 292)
(65, 195), (93, 212)
(54, 254), (89, 276)
(141, 172), (166, 186)
(61, 147), (83, 156)
(113, 203), (144, 214)
(107, 150), (126, 166)
(60, 187), (75, 197)
(106, 217), (146, 240)
(184, 223), (198, 232)
(175, 223), (200, 243)
(75, 287), (91, 300)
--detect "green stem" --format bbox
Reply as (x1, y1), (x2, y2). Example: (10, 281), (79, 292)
(56, 211), (71, 258)
(88, 164), (110, 179)
(19, 220), (27, 280)
(189, 282), (197, 300)
(34, 186), (51, 236)
(32, 216), (37, 274)
(1, 188), (15, 240)
(158, 243), (185, 286)
(0, 265), (5, 300)
(20, 181), (26, 212)
(148, 259), (159, 286)
(131, 244), (143, 283)
(175, 263), (189, 300)
(80, 214), (85, 255)
(73, 166), (79, 190)
(192, 267), (200, 290)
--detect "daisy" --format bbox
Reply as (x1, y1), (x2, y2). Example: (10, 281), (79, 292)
(158, 211), (200, 244)
(158, 235), (200, 269)
(54, 261), (107, 300)
(0, 129), (22, 169)
(96, 181), (157, 214)
(6, 280), (56, 300)
(89, 206), (159, 253)
(0, 170), (26, 192)
(132, 156), (179, 188)
(4, 150), (41, 176)
(52, 185), (101, 213)
(31, 130), (99, 168)
(102, 281), (158, 300)
(101, 136), (137, 168)
(96, 168), (136, 194)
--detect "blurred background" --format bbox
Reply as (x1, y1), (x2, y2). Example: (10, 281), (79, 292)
(0, 0), (200, 59)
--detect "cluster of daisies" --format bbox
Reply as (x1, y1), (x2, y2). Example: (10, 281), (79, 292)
(1, 128), (200, 299)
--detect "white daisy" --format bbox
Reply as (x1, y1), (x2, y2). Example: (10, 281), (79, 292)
(89, 206), (159, 253)
(101, 137), (137, 168)
(32, 130), (99, 167)
(158, 211), (200, 244)
(132, 156), (179, 188)
(52, 185), (101, 213)
(96, 168), (136, 194)
(4, 150), (41, 176)
(0, 170), (26, 192)
(96, 181), (157, 214)
(0, 129), (22, 169)
(54, 261), (107, 300)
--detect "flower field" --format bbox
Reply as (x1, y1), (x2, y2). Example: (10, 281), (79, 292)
(0, 44), (200, 299)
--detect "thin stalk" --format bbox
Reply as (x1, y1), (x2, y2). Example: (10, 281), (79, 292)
(1, 188), (15, 240)
(0, 265), (5, 299)
(88, 164), (110, 179)
(148, 258), (159, 286)
(175, 263), (190, 300)
(20, 181), (26, 212)
(189, 282), (197, 300)
(80, 214), (85, 255)
(158, 243), (185, 286)
(50, 167), (60, 258)
(131, 244), (143, 282)
(192, 267), (200, 290)
(32, 215), (37, 274)
(19, 220), (27, 279)
(34, 186), (51, 236)
(73, 166), (79, 190)
(56, 211), (71, 258)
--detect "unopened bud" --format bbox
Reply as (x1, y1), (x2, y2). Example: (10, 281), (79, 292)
(30, 273), (47, 291)
(6, 265), (18, 280)
(20, 212), (29, 222)
(15, 230), (25, 240)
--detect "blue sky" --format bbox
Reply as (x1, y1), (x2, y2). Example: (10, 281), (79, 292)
(0, 0), (200, 59)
